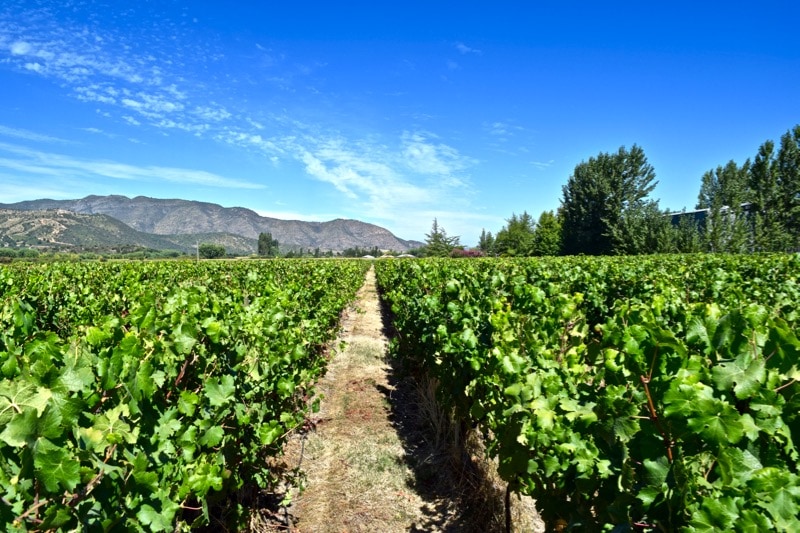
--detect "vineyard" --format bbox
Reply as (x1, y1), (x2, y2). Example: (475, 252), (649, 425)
(0, 259), (369, 531)
(2, 255), (799, 531)
(375, 254), (800, 531)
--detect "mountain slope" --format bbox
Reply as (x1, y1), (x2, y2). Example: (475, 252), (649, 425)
(1, 196), (421, 251)
(0, 208), (182, 251)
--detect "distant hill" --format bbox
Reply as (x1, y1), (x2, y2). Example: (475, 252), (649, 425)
(0, 208), (258, 255)
(0, 195), (422, 253)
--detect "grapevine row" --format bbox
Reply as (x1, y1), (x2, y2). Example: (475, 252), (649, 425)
(375, 255), (800, 531)
(0, 259), (369, 531)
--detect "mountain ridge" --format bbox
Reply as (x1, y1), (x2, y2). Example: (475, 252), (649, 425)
(0, 195), (422, 253)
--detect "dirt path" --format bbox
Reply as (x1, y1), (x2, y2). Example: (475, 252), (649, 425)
(283, 265), (456, 532)
(257, 265), (542, 532)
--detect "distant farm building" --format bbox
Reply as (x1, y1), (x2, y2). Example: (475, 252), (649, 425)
(668, 203), (753, 227)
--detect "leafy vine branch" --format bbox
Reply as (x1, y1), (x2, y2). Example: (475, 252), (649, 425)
(640, 374), (673, 463)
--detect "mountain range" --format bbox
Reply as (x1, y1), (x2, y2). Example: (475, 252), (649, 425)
(0, 195), (422, 254)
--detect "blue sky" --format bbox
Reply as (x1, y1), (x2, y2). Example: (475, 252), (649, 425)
(0, 1), (798, 245)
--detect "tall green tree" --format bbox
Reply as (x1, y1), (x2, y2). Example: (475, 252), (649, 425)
(560, 145), (658, 255)
(742, 125), (800, 252)
(477, 229), (496, 255)
(696, 160), (751, 252)
(749, 140), (785, 251)
(607, 202), (676, 255)
(424, 218), (460, 257)
(776, 125), (800, 250)
(494, 211), (536, 256)
(671, 214), (704, 253)
(257, 232), (280, 257)
(531, 210), (562, 256)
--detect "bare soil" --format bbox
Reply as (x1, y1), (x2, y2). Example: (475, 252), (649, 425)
(251, 266), (543, 532)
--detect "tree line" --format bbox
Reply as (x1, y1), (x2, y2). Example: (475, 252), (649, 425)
(465, 124), (799, 257)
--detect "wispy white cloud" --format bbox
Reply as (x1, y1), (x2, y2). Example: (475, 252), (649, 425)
(402, 131), (474, 176)
(279, 131), (478, 235)
(216, 128), (284, 155)
(484, 121), (525, 139)
(454, 42), (482, 55)
(5, 35), (147, 84)
(0, 124), (69, 143)
(121, 92), (185, 118)
(530, 159), (555, 170)
(193, 105), (232, 122)
(10, 40), (32, 55)
(298, 138), (426, 205)
(488, 121), (510, 136)
(0, 141), (264, 189)
(0, 5), (221, 137)
(214, 122), (478, 235)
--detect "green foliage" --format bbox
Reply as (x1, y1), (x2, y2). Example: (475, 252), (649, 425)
(777, 126), (800, 247)
(494, 212), (536, 256)
(340, 245), (382, 257)
(561, 144), (658, 255)
(477, 229), (496, 255)
(423, 218), (460, 257)
(0, 259), (369, 530)
(376, 254), (800, 531)
(670, 213), (705, 253)
(198, 243), (226, 259)
(691, 124), (800, 253)
(750, 139), (786, 252)
(531, 210), (562, 256)
(697, 160), (752, 252)
(257, 232), (280, 257)
(608, 201), (677, 254)
(749, 125), (800, 252)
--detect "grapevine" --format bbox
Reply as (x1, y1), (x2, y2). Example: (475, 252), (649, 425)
(376, 254), (800, 531)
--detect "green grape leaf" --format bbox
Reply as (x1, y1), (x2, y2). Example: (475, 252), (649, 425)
(34, 438), (81, 493)
(711, 354), (765, 399)
(172, 323), (197, 355)
(686, 400), (743, 444)
(91, 404), (137, 446)
(206, 375), (235, 407)
(689, 497), (740, 532)
(201, 318), (225, 343)
(58, 364), (95, 393)
(178, 390), (199, 416)
(137, 503), (174, 532)
(156, 414), (182, 441)
(133, 360), (157, 400)
(663, 381), (713, 418)
(199, 426), (224, 447)
(41, 506), (72, 529)
(0, 407), (38, 446)
(717, 447), (762, 487)
(738, 510), (773, 533)
(0, 382), (52, 425)
(686, 316), (712, 353)
(259, 421), (282, 445)
(748, 468), (800, 530)
(85, 325), (110, 346)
